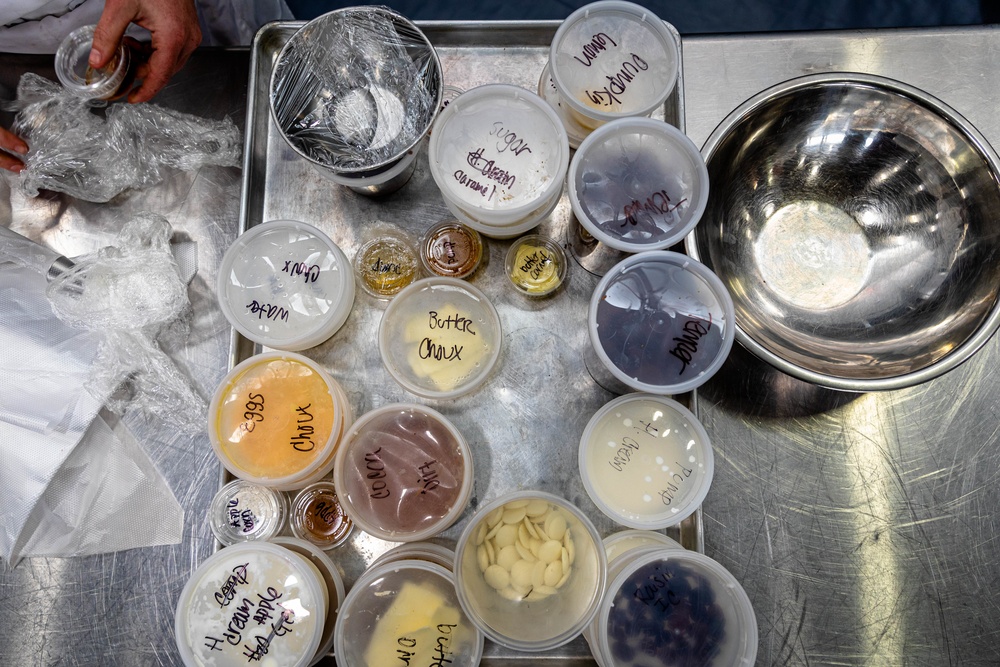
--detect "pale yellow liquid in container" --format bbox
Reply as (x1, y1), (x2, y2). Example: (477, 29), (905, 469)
(216, 356), (336, 479)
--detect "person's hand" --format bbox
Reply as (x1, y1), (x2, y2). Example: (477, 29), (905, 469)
(1, 126), (28, 173)
(89, 0), (201, 104)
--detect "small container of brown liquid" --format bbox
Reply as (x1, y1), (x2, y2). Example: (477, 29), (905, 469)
(420, 220), (484, 279)
(290, 480), (353, 550)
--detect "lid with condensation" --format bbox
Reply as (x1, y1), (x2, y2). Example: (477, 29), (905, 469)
(428, 84), (569, 225)
(550, 1), (679, 123)
(588, 251), (735, 394)
(174, 541), (327, 667)
(217, 220), (355, 351)
(569, 117), (709, 252)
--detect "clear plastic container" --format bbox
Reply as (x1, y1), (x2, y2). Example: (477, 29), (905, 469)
(208, 351), (353, 491)
(217, 220), (355, 351)
(270, 536), (347, 667)
(378, 276), (503, 398)
(334, 403), (473, 541)
(594, 548), (759, 667)
(453, 490), (607, 652)
(505, 234), (568, 297)
(588, 251), (735, 394)
(549, 1), (680, 131)
(352, 226), (421, 298)
(569, 117), (709, 252)
(174, 541), (328, 667)
(370, 541), (457, 571)
(442, 187), (564, 239)
(603, 529), (683, 562)
(55, 25), (131, 100)
(333, 559), (485, 667)
(579, 393), (714, 529)
(428, 84), (569, 232)
(208, 478), (288, 546)
(419, 220), (484, 279)
(290, 480), (354, 550)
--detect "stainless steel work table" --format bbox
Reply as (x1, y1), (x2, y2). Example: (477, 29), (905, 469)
(3, 23), (1000, 667)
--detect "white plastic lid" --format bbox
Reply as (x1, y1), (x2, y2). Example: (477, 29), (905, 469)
(428, 84), (569, 225)
(378, 277), (502, 398)
(269, 536), (347, 667)
(550, 1), (679, 124)
(217, 220), (355, 351)
(441, 180), (564, 239)
(569, 117), (710, 252)
(453, 491), (608, 652)
(333, 559), (485, 667)
(174, 542), (327, 667)
(580, 393), (714, 528)
(208, 478), (288, 546)
(596, 549), (758, 667)
(589, 251), (735, 394)
(334, 403), (474, 541)
(208, 351), (348, 490)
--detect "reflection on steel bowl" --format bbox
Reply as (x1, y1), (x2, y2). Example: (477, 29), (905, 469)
(686, 72), (1000, 391)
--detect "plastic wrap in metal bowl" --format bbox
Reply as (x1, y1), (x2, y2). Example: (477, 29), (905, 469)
(686, 72), (1000, 391)
(269, 6), (443, 194)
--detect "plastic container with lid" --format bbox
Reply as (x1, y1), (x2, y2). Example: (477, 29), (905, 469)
(174, 541), (328, 667)
(290, 480), (354, 550)
(208, 478), (288, 546)
(378, 276), (503, 398)
(428, 84), (570, 236)
(333, 559), (485, 667)
(420, 220), (484, 279)
(55, 25), (132, 100)
(352, 226), (421, 298)
(208, 351), (353, 491)
(603, 529), (683, 563)
(370, 541), (457, 571)
(589, 251), (735, 394)
(270, 536), (347, 666)
(505, 234), (568, 297)
(569, 117), (709, 252)
(453, 490), (607, 652)
(217, 220), (355, 351)
(593, 548), (758, 667)
(334, 403), (473, 541)
(579, 393), (714, 529)
(549, 1), (680, 132)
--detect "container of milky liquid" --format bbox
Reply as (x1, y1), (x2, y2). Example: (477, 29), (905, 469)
(588, 251), (735, 395)
(545, 0), (680, 142)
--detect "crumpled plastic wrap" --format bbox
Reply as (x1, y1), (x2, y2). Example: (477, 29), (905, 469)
(270, 5), (440, 171)
(5, 73), (241, 202)
(45, 212), (207, 431)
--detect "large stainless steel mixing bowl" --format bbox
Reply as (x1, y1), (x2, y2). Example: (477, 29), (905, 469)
(686, 73), (1000, 391)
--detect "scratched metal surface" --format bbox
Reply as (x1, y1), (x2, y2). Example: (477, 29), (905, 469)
(682, 26), (1000, 666)
(238, 21), (698, 666)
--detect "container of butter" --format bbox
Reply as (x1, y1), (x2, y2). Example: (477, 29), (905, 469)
(333, 559), (484, 667)
(378, 276), (503, 399)
(174, 541), (328, 667)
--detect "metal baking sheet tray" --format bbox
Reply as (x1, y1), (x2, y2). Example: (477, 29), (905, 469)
(237, 19), (698, 665)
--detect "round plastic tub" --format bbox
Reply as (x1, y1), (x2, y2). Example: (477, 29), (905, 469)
(55, 25), (130, 100)
(593, 548), (758, 667)
(419, 219), (485, 279)
(579, 392), (714, 529)
(370, 541), (457, 571)
(217, 220), (355, 351)
(208, 478), (288, 546)
(289, 480), (354, 550)
(378, 276), (503, 398)
(569, 117), (709, 252)
(334, 403), (473, 541)
(428, 84), (569, 234)
(208, 351), (352, 491)
(453, 490), (607, 652)
(352, 226), (421, 298)
(174, 541), (328, 667)
(270, 536), (347, 666)
(603, 529), (683, 562)
(504, 234), (568, 297)
(588, 251), (735, 394)
(549, 1), (680, 131)
(333, 559), (485, 667)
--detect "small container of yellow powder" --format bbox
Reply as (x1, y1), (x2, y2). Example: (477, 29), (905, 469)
(208, 351), (353, 491)
(505, 234), (568, 297)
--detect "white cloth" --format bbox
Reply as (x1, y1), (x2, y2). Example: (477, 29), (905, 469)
(0, 0), (293, 53)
